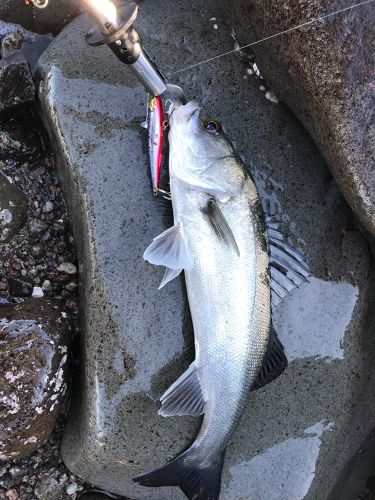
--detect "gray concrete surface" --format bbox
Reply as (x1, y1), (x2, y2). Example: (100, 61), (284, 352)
(37, 3), (375, 499)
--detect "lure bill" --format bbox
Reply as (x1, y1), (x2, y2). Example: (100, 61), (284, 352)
(147, 95), (165, 194)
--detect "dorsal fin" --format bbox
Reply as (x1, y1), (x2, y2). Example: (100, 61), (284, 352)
(267, 219), (312, 311)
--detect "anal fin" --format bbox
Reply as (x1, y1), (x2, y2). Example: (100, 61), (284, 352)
(252, 327), (288, 390)
(159, 363), (205, 417)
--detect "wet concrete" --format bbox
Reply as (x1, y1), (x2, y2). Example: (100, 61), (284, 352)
(37, 4), (375, 499)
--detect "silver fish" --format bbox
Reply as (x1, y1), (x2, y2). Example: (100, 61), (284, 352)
(134, 101), (302, 499)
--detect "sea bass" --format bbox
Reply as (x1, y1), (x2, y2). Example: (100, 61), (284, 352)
(135, 101), (306, 499)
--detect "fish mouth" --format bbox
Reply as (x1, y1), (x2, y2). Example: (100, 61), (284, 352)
(188, 107), (200, 121)
(168, 101), (201, 130)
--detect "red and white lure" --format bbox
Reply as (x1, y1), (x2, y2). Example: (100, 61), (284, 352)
(147, 95), (165, 195)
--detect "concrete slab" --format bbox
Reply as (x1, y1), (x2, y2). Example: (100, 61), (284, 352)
(37, 3), (375, 499)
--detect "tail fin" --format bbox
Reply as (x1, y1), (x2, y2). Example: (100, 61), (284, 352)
(133, 449), (225, 500)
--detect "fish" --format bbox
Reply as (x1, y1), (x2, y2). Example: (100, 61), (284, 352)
(147, 95), (165, 194)
(134, 101), (310, 499)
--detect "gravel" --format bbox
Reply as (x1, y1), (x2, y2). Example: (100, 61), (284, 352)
(0, 106), (85, 499)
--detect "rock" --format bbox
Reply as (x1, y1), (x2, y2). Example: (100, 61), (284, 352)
(8, 467), (22, 479)
(56, 262), (77, 275)
(4, 490), (17, 500)
(41, 280), (52, 292)
(0, 298), (71, 460)
(28, 219), (48, 238)
(31, 286), (44, 298)
(31, 243), (44, 258)
(0, 22), (52, 73)
(0, 174), (27, 243)
(66, 482), (77, 495)
(0, 1), (80, 35)
(0, 108), (44, 165)
(228, 0), (375, 235)
(1, 32), (23, 54)
(38, 11), (375, 500)
(0, 59), (35, 111)
(65, 282), (77, 292)
(42, 201), (53, 213)
(8, 278), (33, 298)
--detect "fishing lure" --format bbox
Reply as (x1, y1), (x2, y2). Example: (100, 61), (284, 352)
(147, 95), (165, 195)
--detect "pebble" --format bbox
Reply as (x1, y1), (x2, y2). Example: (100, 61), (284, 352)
(32, 286), (44, 298)
(265, 90), (279, 104)
(31, 244), (43, 258)
(9, 467), (22, 479)
(41, 280), (52, 292)
(5, 490), (18, 500)
(57, 262), (77, 275)
(65, 282), (77, 292)
(28, 219), (48, 238)
(66, 482), (77, 495)
(29, 267), (38, 277)
(42, 201), (54, 213)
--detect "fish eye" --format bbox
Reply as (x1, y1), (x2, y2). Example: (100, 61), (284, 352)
(204, 119), (221, 133)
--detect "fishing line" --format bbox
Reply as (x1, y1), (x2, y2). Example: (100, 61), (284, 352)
(167, 0), (374, 77)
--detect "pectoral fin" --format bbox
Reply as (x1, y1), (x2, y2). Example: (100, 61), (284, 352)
(202, 198), (240, 256)
(158, 267), (182, 290)
(144, 224), (192, 270)
(159, 363), (205, 417)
